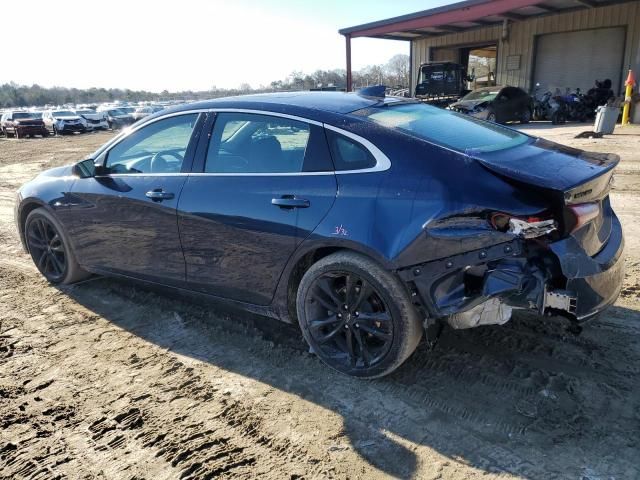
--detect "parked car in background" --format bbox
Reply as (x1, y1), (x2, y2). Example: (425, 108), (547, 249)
(75, 109), (109, 131)
(99, 108), (135, 129)
(15, 91), (624, 378)
(119, 106), (136, 116)
(43, 110), (86, 135)
(131, 105), (164, 122)
(449, 86), (533, 123)
(1, 111), (48, 138)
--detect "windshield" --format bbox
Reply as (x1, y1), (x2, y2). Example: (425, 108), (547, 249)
(13, 112), (33, 119)
(356, 102), (529, 153)
(76, 110), (94, 114)
(53, 110), (76, 117)
(462, 89), (502, 101)
(109, 109), (126, 116)
(120, 107), (135, 113)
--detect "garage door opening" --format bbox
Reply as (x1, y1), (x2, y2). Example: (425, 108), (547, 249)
(462, 45), (498, 89)
(533, 27), (626, 95)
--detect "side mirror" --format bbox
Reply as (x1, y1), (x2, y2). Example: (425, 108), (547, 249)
(94, 163), (109, 176)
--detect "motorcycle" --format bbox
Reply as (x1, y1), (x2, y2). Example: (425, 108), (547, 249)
(562, 88), (590, 122)
(532, 84), (568, 124)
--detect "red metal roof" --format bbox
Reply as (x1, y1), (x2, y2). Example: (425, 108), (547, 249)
(339, 0), (623, 40)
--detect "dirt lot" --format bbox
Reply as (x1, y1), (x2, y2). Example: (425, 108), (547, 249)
(1, 125), (640, 479)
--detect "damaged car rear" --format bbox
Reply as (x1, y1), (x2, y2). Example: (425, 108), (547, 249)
(356, 102), (623, 336)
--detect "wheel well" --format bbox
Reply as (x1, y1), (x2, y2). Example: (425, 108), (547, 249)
(286, 246), (345, 324)
(18, 202), (43, 250)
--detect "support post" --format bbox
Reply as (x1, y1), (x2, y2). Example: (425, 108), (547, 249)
(345, 34), (352, 92)
(622, 68), (636, 126)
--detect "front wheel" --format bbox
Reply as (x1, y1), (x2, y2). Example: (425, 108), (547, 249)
(487, 111), (497, 123)
(296, 251), (422, 378)
(520, 109), (532, 124)
(25, 208), (89, 284)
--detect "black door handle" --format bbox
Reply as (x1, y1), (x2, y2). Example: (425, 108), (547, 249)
(271, 195), (310, 209)
(146, 189), (175, 201)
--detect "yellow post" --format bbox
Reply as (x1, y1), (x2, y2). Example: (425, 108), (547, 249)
(622, 68), (636, 126)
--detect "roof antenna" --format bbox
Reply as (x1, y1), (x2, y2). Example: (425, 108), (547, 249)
(357, 85), (386, 99)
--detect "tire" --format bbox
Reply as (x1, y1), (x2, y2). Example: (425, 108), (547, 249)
(24, 208), (89, 284)
(14, 129), (20, 139)
(487, 111), (497, 123)
(42, 130), (50, 138)
(1, 128), (5, 137)
(296, 251), (422, 378)
(520, 109), (532, 124)
(52, 125), (58, 136)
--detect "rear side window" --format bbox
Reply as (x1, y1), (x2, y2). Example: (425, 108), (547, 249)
(205, 113), (332, 174)
(325, 130), (376, 171)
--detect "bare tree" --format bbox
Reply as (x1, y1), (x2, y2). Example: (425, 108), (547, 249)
(385, 54), (410, 88)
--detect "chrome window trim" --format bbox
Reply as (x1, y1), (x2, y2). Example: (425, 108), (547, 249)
(94, 108), (392, 177)
(209, 108), (323, 127)
(93, 109), (209, 160)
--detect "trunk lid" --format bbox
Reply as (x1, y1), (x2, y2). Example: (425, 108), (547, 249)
(470, 137), (618, 256)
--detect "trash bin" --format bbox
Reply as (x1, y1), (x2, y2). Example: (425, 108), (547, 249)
(594, 105), (619, 134)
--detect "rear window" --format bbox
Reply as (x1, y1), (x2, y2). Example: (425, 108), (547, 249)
(355, 103), (529, 153)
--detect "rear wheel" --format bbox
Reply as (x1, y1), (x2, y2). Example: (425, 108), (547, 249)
(487, 111), (497, 123)
(296, 251), (422, 378)
(25, 208), (89, 284)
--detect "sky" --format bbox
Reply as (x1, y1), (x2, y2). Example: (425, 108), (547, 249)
(2, 0), (451, 92)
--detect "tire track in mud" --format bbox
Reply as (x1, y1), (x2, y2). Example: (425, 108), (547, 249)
(0, 264), (328, 480)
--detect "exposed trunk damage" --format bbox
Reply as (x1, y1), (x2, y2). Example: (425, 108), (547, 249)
(398, 141), (624, 336)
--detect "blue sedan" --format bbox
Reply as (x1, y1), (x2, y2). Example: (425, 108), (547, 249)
(15, 89), (624, 377)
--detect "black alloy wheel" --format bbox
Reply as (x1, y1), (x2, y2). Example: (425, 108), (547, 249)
(297, 251), (423, 378)
(306, 271), (394, 370)
(26, 216), (67, 282)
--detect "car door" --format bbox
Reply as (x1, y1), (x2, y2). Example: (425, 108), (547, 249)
(60, 112), (205, 285)
(178, 111), (337, 305)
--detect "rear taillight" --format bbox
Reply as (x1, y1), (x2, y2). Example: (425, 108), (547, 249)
(489, 211), (557, 239)
(567, 202), (599, 233)
(489, 211), (552, 231)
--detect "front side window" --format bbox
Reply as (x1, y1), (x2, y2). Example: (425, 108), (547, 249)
(205, 113), (311, 173)
(355, 102), (529, 153)
(105, 113), (198, 174)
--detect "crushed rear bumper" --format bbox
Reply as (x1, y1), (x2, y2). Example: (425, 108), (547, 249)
(549, 214), (624, 320)
(398, 213), (624, 326)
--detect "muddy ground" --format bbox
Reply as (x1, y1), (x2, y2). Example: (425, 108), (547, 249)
(1, 125), (639, 479)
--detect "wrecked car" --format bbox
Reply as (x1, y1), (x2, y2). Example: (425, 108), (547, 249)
(15, 89), (624, 378)
(450, 86), (533, 124)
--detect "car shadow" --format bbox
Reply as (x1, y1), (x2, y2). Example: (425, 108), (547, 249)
(58, 276), (640, 479)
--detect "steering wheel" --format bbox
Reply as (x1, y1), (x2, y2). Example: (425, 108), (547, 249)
(150, 150), (183, 173)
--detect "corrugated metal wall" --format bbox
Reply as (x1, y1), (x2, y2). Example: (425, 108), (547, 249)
(410, 1), (640, 94)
